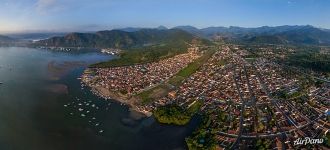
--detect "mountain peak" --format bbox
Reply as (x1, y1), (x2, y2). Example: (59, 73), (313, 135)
(157, 26), (168, 30)
(173, 25), (199, 30)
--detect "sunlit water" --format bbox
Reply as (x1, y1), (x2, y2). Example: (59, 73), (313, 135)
(0, 47), (200, 150)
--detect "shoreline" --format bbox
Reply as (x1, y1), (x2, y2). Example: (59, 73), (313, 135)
(86, 85), (153, 117)
(79, 51), (202, 118)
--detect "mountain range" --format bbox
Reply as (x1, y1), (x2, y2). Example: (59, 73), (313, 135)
(112, 25), (330, 45)
(2, 25), (330, 47)
(7, 32), (67, 41)
(0, 35), (17, 46)
(173, 25), (330, 45)
(0, 35), (15, 42)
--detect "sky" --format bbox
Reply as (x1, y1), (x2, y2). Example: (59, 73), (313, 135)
(0, 0), (329, 33)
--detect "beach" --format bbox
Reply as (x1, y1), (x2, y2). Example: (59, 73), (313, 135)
(86, 85), (153, 117)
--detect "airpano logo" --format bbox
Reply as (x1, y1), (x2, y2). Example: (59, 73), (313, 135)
(293, 137), (324, 145)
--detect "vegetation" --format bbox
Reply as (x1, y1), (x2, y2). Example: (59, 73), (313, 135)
(324, 133), (330, 147)
(138, 84), (170, 104)
(273, 74), (318, 100)
(255, 139), (273, 150)
(185, 107), (232, 150)
(136, 47), (216, 104)
(285, 49), (330, 73)
(178, 25), (330, 45)
(37, 29), (195, 48)
(168, 48), (216, 86)
(217, 59), (228, 66)
(153, 100), (202, 125)
(92, 42), (188, 67)
(247, 35), (286, 44)
(36, 28), (213, 68)
(185, 115), (218, 150)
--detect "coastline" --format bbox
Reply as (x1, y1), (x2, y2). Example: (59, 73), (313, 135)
(79, 51), (202, 118)
(81, 50), (201, 117)
(87, 85), (153, 117)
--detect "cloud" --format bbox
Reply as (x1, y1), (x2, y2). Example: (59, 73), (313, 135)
(287, 0), (297, 5)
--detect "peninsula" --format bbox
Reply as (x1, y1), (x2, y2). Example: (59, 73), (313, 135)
(34, 25), (330, 149)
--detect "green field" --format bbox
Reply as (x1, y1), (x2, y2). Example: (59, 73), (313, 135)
(137, 84), (170, 104)
(136, 48), (216, 104)
(168, 48), (216, 86)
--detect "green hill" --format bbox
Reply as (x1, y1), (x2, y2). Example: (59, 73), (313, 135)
(35, 29), (200, 49)
(0, 35), (17, 46)
(34, 29), (211, 67)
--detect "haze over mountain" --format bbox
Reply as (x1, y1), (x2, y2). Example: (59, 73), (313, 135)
(1, 0), (330, 34)
(0, 35), (15, 42)
(117, 26), (168, 32)
(0, 35), (17, 46)
(7, 32), (68, 41)
(173, 25), (330, 45)
(8, 25), (329, 48)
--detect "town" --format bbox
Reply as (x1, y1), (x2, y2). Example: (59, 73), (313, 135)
(82, 50), (200, 99)
(82, 44), (329, 149)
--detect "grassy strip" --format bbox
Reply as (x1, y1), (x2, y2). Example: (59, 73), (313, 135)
(168, 48), (216, 86)
(137, 48), (216, 104)
(138, 84), (170, 105)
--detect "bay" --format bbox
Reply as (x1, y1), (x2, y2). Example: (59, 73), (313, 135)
(0, 47), (200, 150)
